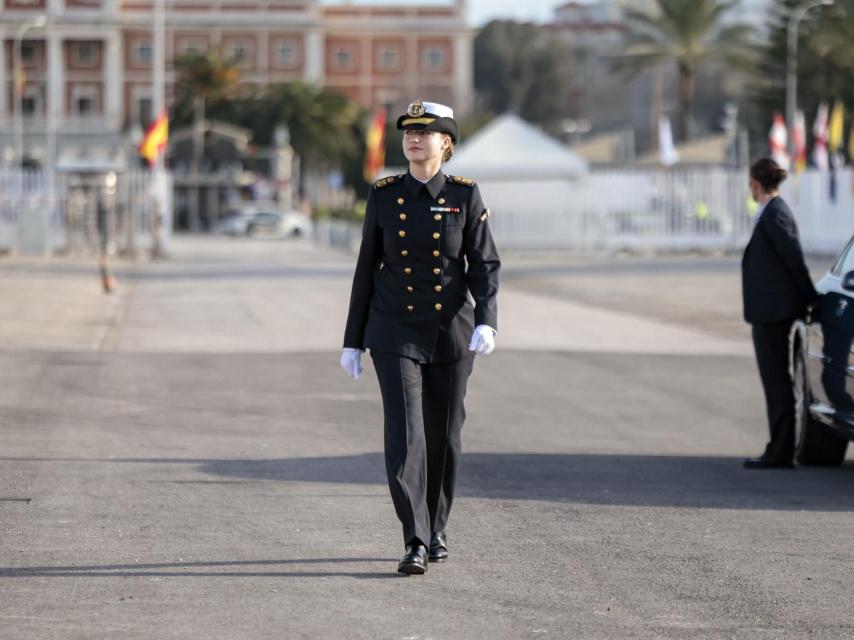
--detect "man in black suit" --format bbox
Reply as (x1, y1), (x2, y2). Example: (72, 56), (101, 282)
(742, 158), (818, 469)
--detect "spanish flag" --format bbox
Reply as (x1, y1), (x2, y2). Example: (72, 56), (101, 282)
(139, 110), (169, 167)
(363, 107), (387, 183)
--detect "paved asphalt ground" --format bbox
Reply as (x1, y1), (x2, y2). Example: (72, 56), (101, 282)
(1, 237), (852, 639)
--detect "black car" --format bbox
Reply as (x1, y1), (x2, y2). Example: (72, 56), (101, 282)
(791, 234), (854, 465)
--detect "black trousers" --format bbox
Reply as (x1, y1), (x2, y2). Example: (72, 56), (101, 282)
(752, 320), (796, 463)
(370, 351), (475, 547)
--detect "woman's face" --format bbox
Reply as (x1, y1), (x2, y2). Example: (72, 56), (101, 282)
(402, 128), (449, 164)
(749, 177), (763, 202)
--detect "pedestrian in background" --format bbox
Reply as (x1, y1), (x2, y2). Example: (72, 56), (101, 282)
(340, 100), (500, 574)
(742, 158), (818, 469)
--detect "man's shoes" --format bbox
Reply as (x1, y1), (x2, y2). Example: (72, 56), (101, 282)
(743, 457), (795, 469)
(428, 532), (448, 562)
(397, 544), (428, 575)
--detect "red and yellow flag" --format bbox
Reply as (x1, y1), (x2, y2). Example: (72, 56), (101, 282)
(363, 108), (387, 183)
(139, 110), (169, 167)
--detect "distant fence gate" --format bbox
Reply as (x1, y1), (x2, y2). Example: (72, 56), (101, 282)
(316, 168), (852, 257)
(0, 169), (172, 256)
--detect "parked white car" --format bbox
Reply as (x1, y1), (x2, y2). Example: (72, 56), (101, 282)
(218, 202), (311, 238)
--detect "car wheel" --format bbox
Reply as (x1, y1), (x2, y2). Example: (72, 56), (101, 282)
(793, 345), (848, 466)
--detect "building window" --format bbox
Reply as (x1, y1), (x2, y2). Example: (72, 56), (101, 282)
(20, 43), (36, 64)
(227, 42), (251, 65)
(378, 47), (399, 70)
(334, 47), (353, 69)
(22, 96), (37, 116)
(76, 95), (94, 116)
(72, 86), (98, 116)
(423, 47), (444, 70)
(135, 42), (153, 65)
(21, 87), (41, 116)
(137, 97), (153, 129)
(274, 40), (298, 66)
(75, 42), (96, 66)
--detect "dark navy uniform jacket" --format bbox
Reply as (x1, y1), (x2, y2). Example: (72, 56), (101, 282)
(343, 170), (501, 363)
(742, 196), (818, 324)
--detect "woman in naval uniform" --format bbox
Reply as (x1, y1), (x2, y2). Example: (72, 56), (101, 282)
(340, 100), (501, 575)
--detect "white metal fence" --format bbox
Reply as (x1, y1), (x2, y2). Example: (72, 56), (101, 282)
(485, 168), (853, 255)
(316, 168), (853, 257)
(0, 169), (172, 256)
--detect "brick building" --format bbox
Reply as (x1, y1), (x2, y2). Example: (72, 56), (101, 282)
(0, 0), (473, 169)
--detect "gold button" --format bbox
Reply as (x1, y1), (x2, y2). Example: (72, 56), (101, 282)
(405, 267), (412, 274)
(433, 250), (440, 257)
(397, 197), (404, 205)
(399, 230), (406, 238)
(433, 268), (440, 275)
(435, 303), (442, 311)
(406, 286), (414, 293)
(401, 250), (408, 256)
(432, 232), (440, 240)
(434, 285), (442, 292)
(407, 305), (414, 312)
(434, 214), (442, 221)
(438, 197), (446, 205)
(399, 213), (407, 221)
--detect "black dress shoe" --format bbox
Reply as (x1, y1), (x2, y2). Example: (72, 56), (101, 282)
(428, 532), (448, 562)
(397, 544), (428, 575)
(743, 457), (795, 469)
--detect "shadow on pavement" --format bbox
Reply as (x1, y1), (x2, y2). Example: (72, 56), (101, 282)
(0, 557), (400, 579)
(198, 452), (854, 511)
(5, 452), (854, 511)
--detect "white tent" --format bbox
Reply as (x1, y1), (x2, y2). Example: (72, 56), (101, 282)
(443, 113), (590, 249)
(446, 113), (588, 180)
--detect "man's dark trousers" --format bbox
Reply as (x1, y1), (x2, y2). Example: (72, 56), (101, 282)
(371, 351), (474, 547)
(752, 320), (797, 463)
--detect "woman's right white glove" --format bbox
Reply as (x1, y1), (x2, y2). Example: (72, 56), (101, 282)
(340, 348), (364, 379)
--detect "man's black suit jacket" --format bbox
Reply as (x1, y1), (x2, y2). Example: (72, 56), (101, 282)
(741, 196), (818, 324)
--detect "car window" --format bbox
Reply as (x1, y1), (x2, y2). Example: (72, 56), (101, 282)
(254, 213), (279, 223)
(832, 236), (854, 276)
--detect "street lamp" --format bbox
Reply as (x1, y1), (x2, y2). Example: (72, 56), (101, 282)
(786, 0), (834, 155)
(13, 15), (47, 168)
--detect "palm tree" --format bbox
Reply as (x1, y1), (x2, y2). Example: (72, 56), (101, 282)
(807, 0), (854, 74)
(171, 51), (241, 126)
(616, 0), (756, 140)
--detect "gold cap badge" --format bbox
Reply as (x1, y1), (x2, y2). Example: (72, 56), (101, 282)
(407, 99), (426, 118)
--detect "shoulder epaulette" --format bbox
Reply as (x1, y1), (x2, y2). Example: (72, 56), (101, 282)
(374, 174), (403, 189)
(449, 175), (475, 186)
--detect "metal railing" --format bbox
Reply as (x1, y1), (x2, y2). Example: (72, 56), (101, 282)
(0, 168), (172, 256)
(315, 168), (853, 256)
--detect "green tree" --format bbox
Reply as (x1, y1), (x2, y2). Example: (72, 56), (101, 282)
(616, 0), (756, 140)
(221, 83), (366, 194)
(752, 0), (852, 158)
(474, 20), (573, 132)
(171, 51), (241, 126)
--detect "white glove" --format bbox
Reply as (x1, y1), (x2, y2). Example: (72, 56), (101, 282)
(468, 325), (496, 356)
(340, 348), (364, 379)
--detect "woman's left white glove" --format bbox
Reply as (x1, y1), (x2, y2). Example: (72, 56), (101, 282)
(340, 348), (364, 379)
(468, 325), (496, 356)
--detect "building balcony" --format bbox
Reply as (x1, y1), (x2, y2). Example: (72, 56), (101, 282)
(0, 113), (123, 134)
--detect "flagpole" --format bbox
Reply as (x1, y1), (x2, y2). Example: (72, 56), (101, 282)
(150, 0), (167, 256)
(13, 16), (46, 168)
(786, 0), (833, 156)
